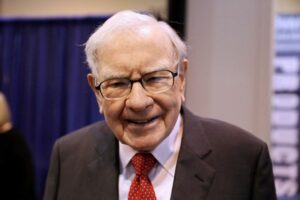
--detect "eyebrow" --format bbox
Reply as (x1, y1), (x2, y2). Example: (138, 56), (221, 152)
(101, 73), (128, 81)
(100, 66), (174, 81)
(144, 66), (173, 73)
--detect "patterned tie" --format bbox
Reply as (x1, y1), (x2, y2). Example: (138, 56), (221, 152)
(128, 153), (157, 200)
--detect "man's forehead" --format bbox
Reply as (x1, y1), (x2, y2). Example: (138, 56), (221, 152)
(95, 23), (177, 80)
(98, 27), (169, 58)
(105, 23), (166, 45)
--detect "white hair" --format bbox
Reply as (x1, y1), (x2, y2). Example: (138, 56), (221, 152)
(85, 10), (187, 78)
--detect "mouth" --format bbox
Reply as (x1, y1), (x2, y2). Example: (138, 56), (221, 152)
(126, 116), (159, 126)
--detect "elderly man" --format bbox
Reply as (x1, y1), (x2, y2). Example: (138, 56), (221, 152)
(44, 10), (276, 200)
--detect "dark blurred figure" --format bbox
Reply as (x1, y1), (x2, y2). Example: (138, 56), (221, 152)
(0, 92), (35, 200)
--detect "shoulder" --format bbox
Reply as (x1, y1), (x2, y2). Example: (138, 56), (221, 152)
(58, 121), (111, 144)
(200, 117), (264, 147)
(182, 107), (267, 156)
(53, 121), (115, 158)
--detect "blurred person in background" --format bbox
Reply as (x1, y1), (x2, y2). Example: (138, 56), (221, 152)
(0, 92), (35, 200)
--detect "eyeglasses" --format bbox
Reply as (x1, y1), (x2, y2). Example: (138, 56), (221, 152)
(95, 68), (179, 100)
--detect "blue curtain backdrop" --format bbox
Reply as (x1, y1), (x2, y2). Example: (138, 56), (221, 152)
(0, 16), (108, 199)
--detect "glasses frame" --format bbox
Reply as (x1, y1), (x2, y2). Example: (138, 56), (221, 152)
(94, 66), (179, 100)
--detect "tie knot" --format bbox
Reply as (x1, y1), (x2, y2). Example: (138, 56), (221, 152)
(131, 153), (157, 176)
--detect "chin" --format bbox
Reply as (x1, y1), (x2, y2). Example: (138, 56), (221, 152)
(130, 141), (157, 152)
(124, 133), (163, 151)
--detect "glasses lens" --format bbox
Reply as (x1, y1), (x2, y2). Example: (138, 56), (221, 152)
(143, 70), (174, 93)
(100, 78), (131, 99)
(99, 70), (175, 100)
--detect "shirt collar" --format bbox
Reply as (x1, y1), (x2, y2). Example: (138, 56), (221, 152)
(119, 114), (182, 176)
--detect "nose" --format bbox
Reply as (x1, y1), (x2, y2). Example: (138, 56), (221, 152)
(125, 82), (154, 111)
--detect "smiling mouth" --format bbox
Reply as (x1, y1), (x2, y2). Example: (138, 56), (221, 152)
(127, 116), (159, 125)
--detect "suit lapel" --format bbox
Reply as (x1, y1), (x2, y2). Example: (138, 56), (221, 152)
(171, 108), (216, 200)
(87, 123), (119, 200)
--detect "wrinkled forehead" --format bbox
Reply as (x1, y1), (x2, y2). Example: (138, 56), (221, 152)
(96, 24), (177, 78)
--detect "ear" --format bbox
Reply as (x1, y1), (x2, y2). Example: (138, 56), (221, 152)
(87, 73), (103, 113)
(178, 58), (189, 103)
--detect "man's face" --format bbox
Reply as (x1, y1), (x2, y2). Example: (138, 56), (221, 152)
(88, 25), (187, 151)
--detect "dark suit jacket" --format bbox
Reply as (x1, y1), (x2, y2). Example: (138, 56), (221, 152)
(44, 107), (276, 200)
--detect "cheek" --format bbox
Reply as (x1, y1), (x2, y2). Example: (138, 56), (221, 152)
(94, 93), (104, 113)
(166, 88), (183, 108)
(101, 102), (125, 140)
(180, 91), (185, 103)
(172, 80), (186, 103)
(166, 96), (181, 119)
(157, 91), (182, 120)
(101, 101), (125, 124)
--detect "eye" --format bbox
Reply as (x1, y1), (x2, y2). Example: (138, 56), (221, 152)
(144, 71), (172, 84)
(145, 75), (165, 83)
(102, 79), (130, 89)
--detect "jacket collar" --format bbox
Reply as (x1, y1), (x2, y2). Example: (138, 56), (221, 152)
(171, 107), (216, 200)
(88, 123), (119, 200)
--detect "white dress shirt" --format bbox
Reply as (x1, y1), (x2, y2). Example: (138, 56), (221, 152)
(118, 114), (183, 200)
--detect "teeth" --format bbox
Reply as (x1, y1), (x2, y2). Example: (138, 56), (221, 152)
(133, 120), (149, 124)
(129, 117), (157, 124)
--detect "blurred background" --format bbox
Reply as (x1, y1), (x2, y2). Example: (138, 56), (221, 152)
(0, 0), (299, 199)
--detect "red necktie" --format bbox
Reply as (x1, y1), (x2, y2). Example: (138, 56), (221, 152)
(128, 153), (157, 200)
